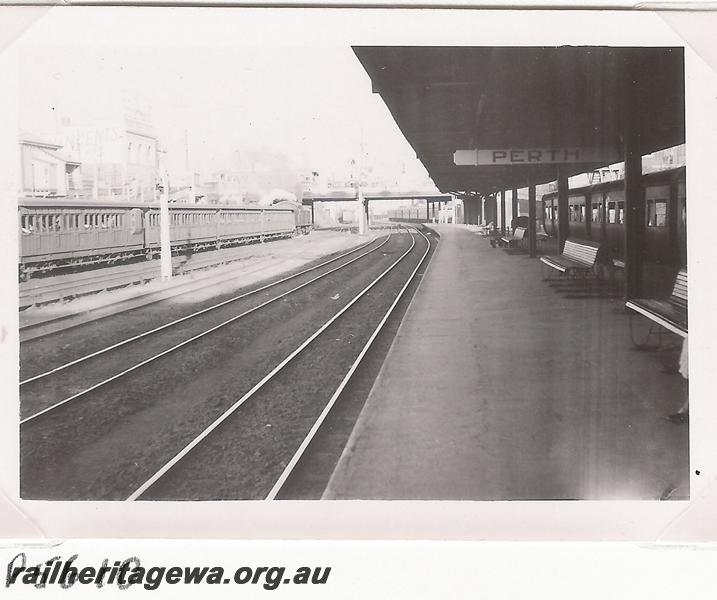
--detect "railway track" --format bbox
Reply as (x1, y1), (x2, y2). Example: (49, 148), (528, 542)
(19, 231), (390, 342)
(19, 226), (434, 500)
(131, 226), (432, 501)
(19, 238), (315, 309)
(20, 231), (393, 421)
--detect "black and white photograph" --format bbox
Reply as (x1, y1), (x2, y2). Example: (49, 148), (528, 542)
(1, 6), (715, 540)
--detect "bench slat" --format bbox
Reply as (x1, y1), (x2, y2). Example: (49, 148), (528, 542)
(499, 227), (527, 246)
(542, 238), (602, 274)
(626, 299), (687, 337)
(626, 269), (688, 337)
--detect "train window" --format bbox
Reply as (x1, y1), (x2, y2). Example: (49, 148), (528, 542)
(618, 202), (624, 224)
(647, 199), (668, 227)
(21, 215), (32, 234)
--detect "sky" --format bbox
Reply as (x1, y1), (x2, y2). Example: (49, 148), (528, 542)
(15, 9), (436, 190)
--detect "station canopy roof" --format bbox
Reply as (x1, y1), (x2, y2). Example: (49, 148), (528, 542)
(353, 46), (685, 195)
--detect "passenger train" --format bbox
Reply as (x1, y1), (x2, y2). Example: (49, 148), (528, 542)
(18, 199), (312, 280)
(540, 166), (686, 269)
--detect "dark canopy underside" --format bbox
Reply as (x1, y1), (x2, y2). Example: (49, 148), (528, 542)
(353, 46), (685, 195)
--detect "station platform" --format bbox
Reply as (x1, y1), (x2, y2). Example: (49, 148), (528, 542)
(324, 224), (689, 500)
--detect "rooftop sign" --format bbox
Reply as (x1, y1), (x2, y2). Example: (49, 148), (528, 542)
(454, 148), (621, 166)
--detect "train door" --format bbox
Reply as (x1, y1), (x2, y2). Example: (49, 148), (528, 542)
(543, 196), (557, 237)
(567, 194), (586, 240)
(19, 209), (39, 261)
(589, 192), (604, 246)
(644, 184), (671, 266)
(603, 189), (625, 260)
(129, 208), (145, 249)
(78, 211), (96, 251)
(54, 210), (73, 253)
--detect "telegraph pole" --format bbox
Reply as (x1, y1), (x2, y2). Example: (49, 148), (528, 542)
(185, 129), (193, 204)
(158, 150), (172, 280)
(357, 186), (367, 235)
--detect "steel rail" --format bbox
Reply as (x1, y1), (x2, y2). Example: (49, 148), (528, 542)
(20, 233), (387, 386)
(127, 227), (418, 501)
(20, 233), (394, 425)
(265, 226), (432, 500)
(20, 238), (309, 301)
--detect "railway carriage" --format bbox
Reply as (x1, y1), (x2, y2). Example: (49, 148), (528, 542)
(272, 199), (312, 234)
(19, 200), (146, 278)
(18, 199), (312, 279)
(144, 205), (222, 255)
(541, 167), (686, 269)
(258, 205), (298, 239)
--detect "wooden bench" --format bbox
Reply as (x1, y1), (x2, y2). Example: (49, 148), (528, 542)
(626, 269), (687, 345)
(476, 222), (495, 237)
(498, 226), (527, 248)
(539, 238), (604, 278)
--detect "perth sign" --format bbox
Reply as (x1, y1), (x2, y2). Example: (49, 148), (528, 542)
(453, 148), (621, 166)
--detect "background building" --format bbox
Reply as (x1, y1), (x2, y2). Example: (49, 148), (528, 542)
(47, 95), (159, 202)
(19, 136), (82, 198)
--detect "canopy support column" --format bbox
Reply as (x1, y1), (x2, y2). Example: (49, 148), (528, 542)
(528, 184), (537, 258)
(500, 190), (506, 235)
(624, 118), (644, 299)
(511, 186), (519, 223)
(557, 167), (570, 252)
